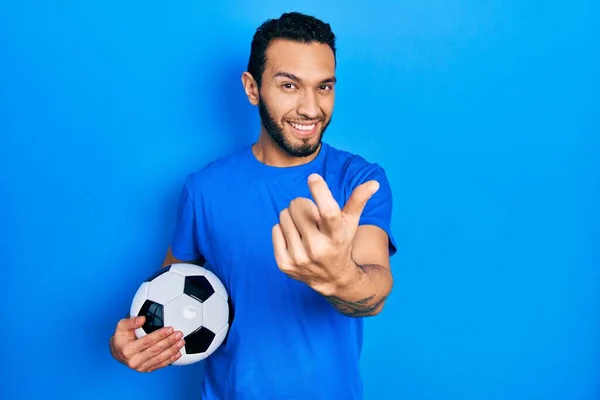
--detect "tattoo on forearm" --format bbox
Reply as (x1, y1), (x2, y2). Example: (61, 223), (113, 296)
(324, 294), (388, 317)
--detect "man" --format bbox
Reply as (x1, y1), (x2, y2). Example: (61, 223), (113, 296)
(110, 11), (397, 400)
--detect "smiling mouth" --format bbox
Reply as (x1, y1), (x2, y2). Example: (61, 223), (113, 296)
(287, 121), (319, 138)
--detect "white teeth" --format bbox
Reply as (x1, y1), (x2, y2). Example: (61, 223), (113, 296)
(289, 122), (316, 131)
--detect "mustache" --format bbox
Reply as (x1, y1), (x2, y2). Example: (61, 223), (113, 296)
(287, 116), (325, 123)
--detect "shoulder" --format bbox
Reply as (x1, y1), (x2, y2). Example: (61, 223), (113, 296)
(323, 143), (389, 188)
(182, 145), (252, 197)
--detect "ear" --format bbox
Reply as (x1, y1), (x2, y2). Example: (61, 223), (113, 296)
(241, 72), (260, 106)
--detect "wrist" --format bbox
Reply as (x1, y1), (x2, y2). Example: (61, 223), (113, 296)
(317, 258), (363, 297)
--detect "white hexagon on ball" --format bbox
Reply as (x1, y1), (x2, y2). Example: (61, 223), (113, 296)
(170, 262), (206, 277)
(163, 294), (204, 337)
(130, 282), (149, 317)
(202, 293), (229, 333)
(146, 271), (185, 304)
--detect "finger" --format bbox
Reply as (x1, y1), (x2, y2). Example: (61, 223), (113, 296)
(288, 198), (320, 240)
(272, 224), (292, 269)
(278, 208), (308, 264)
(146, 349), (183, 372)
(342, 180), (380, 223)
(116, 316), (145, 333)
(121, 326), (175, 358)
(137, 336), (186, 372)
(127, 330), (183, 370)
(307, 173), (342, 235)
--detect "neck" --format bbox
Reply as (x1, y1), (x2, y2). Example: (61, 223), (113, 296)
(252, 130), (321, 167)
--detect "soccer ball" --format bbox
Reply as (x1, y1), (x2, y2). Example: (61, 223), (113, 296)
(129, 262), (230, 366)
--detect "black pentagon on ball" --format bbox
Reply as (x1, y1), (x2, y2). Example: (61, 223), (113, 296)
(138, 300), (164, 334)
(184, 275), (214, 303)
(144, 265), (171, 282)
(185, 326), (216, 354)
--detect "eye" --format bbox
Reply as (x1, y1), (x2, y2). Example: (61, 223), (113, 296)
(282, 83), (298, 90)
(319, 84), (333, 92)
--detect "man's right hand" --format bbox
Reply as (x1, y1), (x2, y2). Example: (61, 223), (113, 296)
(109, 316), (186, 372)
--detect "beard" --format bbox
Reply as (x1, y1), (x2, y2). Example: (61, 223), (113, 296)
(258, 97), (330, 158)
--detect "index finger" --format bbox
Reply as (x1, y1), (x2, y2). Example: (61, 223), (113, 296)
(307, 173), (342, 235)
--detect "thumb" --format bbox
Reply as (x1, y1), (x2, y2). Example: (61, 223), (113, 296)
(342, 180), (380, 220)
(117, 315), (145, 332)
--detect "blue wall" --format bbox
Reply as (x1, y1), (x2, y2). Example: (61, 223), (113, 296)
(2, 1), (598, 399)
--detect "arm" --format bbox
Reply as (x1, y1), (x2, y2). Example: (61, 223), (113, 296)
(162, 246), (182, 267)
(161, 245), (205, 268)
(111, 245), (194, 372)
(273, 172), (396, 318)
(323, 225), (393, 317)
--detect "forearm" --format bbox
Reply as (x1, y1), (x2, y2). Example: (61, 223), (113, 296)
(321, 261), (393, 317)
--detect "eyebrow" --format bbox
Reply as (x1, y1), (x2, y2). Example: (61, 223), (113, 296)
(273, 71), (337, 85)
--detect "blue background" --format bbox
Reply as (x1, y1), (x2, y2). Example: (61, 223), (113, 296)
(1, 1), (598, 399)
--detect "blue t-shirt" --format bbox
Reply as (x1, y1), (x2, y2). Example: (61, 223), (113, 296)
(170, 142), (397, 400)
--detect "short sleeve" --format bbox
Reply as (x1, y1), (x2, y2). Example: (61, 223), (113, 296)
(357, 165), (397, 257)
(170, 178), (203, 262)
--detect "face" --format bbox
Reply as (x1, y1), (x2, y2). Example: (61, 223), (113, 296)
(246, 39), (336, 158)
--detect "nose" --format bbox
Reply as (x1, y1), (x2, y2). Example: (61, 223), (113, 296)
(296, 91), (320, 120)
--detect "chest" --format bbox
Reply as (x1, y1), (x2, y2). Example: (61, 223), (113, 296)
(199, 173), (350, 296)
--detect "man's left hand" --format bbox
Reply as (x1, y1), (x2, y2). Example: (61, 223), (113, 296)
(272, 173), (380, 295)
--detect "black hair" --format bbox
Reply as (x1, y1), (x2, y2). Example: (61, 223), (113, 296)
(247, 12), (337, 88)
